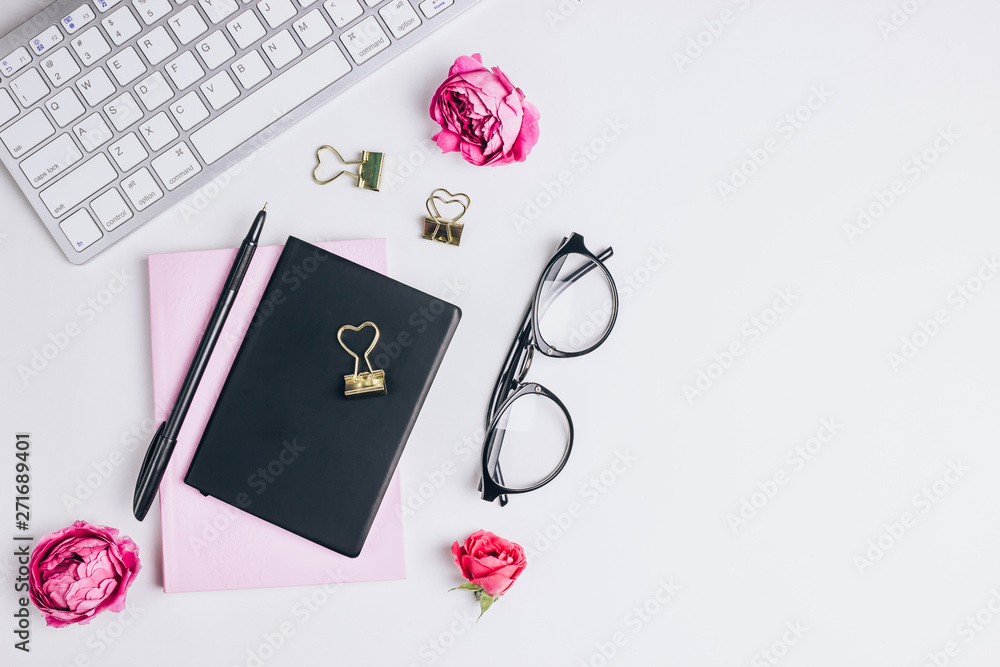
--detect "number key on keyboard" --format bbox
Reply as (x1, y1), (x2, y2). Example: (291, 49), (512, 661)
(11, 69), (51, 107)
(72, 27), (112, 66)
(1, 109), (55, 158)
(102, 6), (142, 45)
(41, 48), (82, 87)
(133, 0), (173, 25)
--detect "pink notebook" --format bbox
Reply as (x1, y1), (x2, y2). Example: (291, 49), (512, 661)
(148, 239), (405, 593)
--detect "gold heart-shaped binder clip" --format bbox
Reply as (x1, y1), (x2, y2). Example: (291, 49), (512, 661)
(313, 145), (384, 191)
(337, 321), (387, 397)
(423, 188), (470, 246)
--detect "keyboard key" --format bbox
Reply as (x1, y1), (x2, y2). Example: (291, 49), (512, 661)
(77, 67), (116, 105)
(324, 0), (363, 28)
(1, 109), (55, 158)
(196, 30), (236, 70)
(292, 9), (332, 49)
(40, 153), (117, 217)
(135, 71), (173, 110)
(170, 91), (209, 130)
(109, 132), (148, 170)
(418, 0), (452, 18)
(165, 51), (205, 89)
(380, 0), (421, 38)
(102, 6), (142, 45)
(168, 5), (209, 44)
(258, 0), (297, 28)
(11, 69), (50, 107)
(232, 50), (269, 88)
(200, 70), (239, 109)
(73, 113), (114, 151)
(91, 187), (133, 230)
(40, 48), (82, 87)
(138, 26), (177, 65)
(0, 91), (19, 125)
(227, 11), (267, 49)
(262, 30), (301, 69)
(152, 141), (202, 189)
(62, 5), (97, 34)
(60, 208), (104, 250)
(199, 0), (240, 23)
(71, 26), (112, 66)
(94, 0), (126, 12)
(108, 46), (147, 85)
(20, 134), (83, 188)
(340, 16), (390, 64)
(1, 48), (32, 77)
(191, 42), (350, 163)
(121, 167), (163, 210)
(104, 91), (144, 130)
(139, 111), (178, 151)
(30, 26), (64, 56)
(46, 88), (86, 126)
(133, 0), (173, 25)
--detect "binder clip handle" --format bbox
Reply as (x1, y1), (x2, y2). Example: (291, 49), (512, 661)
(313, 145), (384, 191)
(423, 189), (470, 246)
(337, 321), (387, 397)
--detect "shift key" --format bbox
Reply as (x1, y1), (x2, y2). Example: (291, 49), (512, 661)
(40, 153), (116, 217)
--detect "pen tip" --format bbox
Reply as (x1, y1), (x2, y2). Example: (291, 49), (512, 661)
(262, 202), (268, 212)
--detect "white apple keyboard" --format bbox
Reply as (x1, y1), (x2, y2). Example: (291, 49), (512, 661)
(0, 0), (479, 263)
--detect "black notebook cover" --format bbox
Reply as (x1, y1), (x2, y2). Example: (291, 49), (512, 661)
(184, 236), (461, 557)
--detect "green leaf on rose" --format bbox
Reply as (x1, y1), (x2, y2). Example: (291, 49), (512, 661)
(449, 582), (482, 593)
(478, 592), (496, 619)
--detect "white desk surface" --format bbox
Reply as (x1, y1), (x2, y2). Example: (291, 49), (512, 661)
(4, 1), (1000, 665)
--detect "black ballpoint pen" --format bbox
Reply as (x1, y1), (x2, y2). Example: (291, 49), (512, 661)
(133, 204), (268, 521)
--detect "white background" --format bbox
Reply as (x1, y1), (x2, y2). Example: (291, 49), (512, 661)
(3, 0), (1000, 665)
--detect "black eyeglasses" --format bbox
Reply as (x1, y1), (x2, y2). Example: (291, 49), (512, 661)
(480, 233), (618, 505)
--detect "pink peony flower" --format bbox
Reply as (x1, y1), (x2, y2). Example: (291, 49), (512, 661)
(429, 54), (541, 166)
(28, 520), (141, 628)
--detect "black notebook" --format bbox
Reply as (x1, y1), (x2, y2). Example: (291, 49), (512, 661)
(184, 236), (461, 558)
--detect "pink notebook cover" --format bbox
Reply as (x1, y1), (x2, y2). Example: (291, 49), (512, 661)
(148, 239), (405, 593)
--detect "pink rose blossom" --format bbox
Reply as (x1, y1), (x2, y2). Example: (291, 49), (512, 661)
(430, 54), (541, 166)
(451, 529), (526, 597)
(29, 520), (141, 628)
